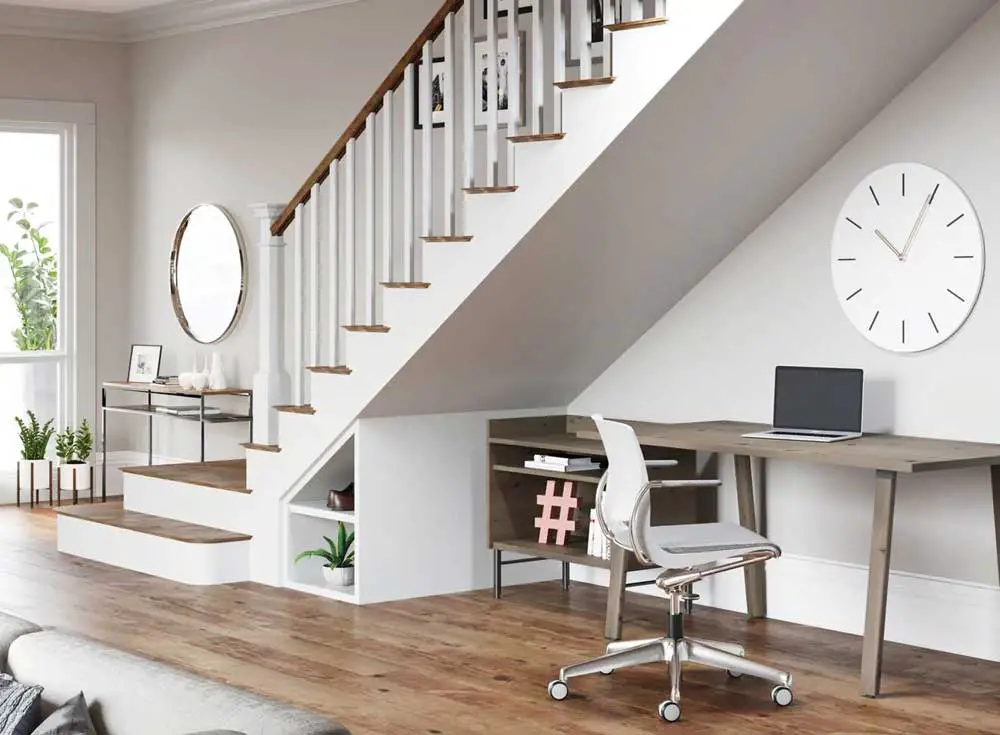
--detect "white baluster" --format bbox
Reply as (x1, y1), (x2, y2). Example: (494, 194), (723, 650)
(420, 41), (433, 252)
(403, 64), (415, 281)
(462, 1), (475, 194)
(327, 160), (341, 367)
(654, 0), (666, 18)
(443, 12), (456, 235)
(623, 0), (642, 21)
(364, 112), (377, 324)
(551, 0), (566, 132)
(308, 183), (320, 367)
(292, 203), (305, 405)
(604, 0), (615, 76)
(575, 0), (592, 79)
(486, 0), (498, 186)
(531, 0), (544, 134)
(344, 138), (356, 325)
(505, 2), (519, 182)
(250, 203), (289, 445)
(381, 91), (393, 284)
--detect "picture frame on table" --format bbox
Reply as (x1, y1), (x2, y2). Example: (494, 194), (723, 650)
(127, 344), (162, 384)
(414, 56), (447, 129)
(474, 32), (527, 129)
(483, 0), (532, 20)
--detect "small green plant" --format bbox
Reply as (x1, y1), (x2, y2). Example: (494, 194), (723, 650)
(294, 522), (355, 569)
(54, 419), (93, 464)
(14, 410), (55, 461)
(0, 199), (58, 351)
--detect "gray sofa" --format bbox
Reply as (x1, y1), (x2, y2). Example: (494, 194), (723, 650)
(0, 611), (348, 735)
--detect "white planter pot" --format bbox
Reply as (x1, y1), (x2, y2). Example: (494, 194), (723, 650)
(321, 566), (354, 588)
(59, 463), (92, 491)
(17, 459), (52, 490)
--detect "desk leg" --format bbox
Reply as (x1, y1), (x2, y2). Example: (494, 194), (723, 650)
(735, 454), (766, 619)
(992, 466), (1000, 586)
(861, 469), (897, 698)
(604, 545), (628, 640)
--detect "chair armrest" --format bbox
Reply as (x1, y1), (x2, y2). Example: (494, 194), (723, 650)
(644, 459), (678, 468)
(627, 480), (722, 564)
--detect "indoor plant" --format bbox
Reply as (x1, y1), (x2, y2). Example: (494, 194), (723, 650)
(55, 419), (93, 493)
(294, 522), (355, 587)
(15, 410), (55, 493)
(0, 199), (58, 352)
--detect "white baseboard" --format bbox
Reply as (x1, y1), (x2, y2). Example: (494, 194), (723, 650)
(571, 553), (1000, 663)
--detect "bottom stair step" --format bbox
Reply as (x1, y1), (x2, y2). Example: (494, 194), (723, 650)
(55, 502), (251, 585)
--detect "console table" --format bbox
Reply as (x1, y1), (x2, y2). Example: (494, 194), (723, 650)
(567, 416), (1000, 698)
(100, 382), (252, 500)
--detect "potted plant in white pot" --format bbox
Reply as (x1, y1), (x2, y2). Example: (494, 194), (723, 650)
(56, 419), (92, 500)
(15, 410), (55, 503)
(294, 522), (355, 587)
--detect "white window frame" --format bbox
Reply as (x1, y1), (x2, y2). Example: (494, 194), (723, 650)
(0, 99), (96, 433)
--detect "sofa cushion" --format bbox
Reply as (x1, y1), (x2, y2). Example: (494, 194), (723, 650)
(0, 613), (40, 673)
(0, 674), (42, 735)
(7, 631), (348, 735)
(30, 693), (96, 735)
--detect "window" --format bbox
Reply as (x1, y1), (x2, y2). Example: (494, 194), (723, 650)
(0, 100), (95, 504)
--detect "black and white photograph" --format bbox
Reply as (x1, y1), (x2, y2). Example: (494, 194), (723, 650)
(128, 344), (162, 383)
(414, 56), (446, 129)
(474, 35), (526, 128)
(482, 0), (532, 20)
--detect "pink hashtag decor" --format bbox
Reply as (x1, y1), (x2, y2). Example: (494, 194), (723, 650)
(535, 480), (579, 545)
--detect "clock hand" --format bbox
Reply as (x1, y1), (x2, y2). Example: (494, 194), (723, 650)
(901, 193), (933, 260)
(874, 228), (903, 260)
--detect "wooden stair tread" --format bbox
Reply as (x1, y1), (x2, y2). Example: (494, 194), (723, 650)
(55, 502), (251, 544)
(241, 442), (282, 453)
(508, 133), (566, 143)
(422, 235), (473, 242)
(121, 460), (249, 494)
(464, 186), (518, 194)
(382, 282), (431, 289)
(606, 17), (667, 32)
(307, 365), (352, 375)
(275, 404), (316, 415)
(555, 77), (616, 89)
(343, 324), (391, 333)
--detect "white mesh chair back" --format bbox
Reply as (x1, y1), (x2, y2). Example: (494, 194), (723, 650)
(593, 414), (652, 552)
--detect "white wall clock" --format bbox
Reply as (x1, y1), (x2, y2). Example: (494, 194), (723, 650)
(831, 162), (985, 353)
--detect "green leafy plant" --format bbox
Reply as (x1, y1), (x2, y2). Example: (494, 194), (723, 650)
(14, 410), (55, 461)
(75, 419), (93, 463)
(294, 522), (355, 569)
(54, 420), (92, 464)
(0, 199), (58, 351)
(55, 426), (75, 463)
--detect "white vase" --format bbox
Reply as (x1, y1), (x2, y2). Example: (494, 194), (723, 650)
(322, 566), (354, 588)
(209, 352), (226, 390)
(17, 458), (52, 491)
(58, 463), (92, 492)
(190, 371), (208, 391)
(178, 372), (195, 390)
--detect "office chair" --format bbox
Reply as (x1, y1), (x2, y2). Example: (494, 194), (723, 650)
(547, 415), (793, 723)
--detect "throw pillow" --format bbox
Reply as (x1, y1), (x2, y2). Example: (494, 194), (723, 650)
(30, 693), (96, 735)
(0, 674), (42, 735)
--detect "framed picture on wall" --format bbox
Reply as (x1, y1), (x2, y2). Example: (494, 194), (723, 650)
(414, 56), (447, 129)
(127, 344), (162, 384)
(474, 33), (527, 128)
(483, 0), (532, 20)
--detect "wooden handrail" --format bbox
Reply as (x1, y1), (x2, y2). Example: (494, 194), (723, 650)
(271, 0), (465, 236)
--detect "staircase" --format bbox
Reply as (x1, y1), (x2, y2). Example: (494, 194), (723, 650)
(58, 0), (747, 595)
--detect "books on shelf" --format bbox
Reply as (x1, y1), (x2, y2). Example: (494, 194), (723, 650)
(524, 454), (602, 473)
(586, 508), (611, 560)
(154, 406), (223, 416)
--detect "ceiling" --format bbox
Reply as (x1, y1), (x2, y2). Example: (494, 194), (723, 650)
(0, 0), (169, 12)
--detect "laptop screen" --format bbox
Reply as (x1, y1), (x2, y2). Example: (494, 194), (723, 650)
(773, 366), (863, 432)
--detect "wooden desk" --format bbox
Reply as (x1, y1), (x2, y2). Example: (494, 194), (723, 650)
(568, 417), (1000, 698)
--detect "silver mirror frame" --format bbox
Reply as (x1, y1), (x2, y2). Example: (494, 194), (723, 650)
(169, 204), (248, 345)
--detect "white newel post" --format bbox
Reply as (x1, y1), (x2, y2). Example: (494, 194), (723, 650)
(251, 203), (291, 445)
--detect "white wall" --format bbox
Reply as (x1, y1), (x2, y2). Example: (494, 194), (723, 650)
(570, 3), (1000, 653)
(127, 0), (442, 459)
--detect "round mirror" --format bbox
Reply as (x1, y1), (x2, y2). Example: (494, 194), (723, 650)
(170, 204), (247, 344)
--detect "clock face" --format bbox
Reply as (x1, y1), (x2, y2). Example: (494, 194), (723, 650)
(831, 162), (985, 353)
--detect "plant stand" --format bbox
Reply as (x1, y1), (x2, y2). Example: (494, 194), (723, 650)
(57, 465), (95, 506)
(16, 460), (53, 508)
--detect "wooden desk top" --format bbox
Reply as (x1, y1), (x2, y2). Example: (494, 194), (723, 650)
(569, 418), (1000, 474)
(103, 381), (251, 397)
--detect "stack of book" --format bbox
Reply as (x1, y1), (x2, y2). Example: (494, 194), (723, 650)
(154, 406), (222, 417)
(587, 508), (611, 560)
(523, 454), (602, 473)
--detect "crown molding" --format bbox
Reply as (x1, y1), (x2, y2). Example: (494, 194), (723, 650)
(0, 0), (365, 43)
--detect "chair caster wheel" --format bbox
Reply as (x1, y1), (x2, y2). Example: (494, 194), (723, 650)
(771, 685), (793, 707)
(599, 667), (614, 676)
(548, 680), (568, 701)
(658, 700), (681, 723)
(726, 669), (743, 679)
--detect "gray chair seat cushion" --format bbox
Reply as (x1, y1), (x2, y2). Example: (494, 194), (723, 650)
(0, 613), (40, 673)
(648, 522), (779, 568)
(7, 631), (347, 735)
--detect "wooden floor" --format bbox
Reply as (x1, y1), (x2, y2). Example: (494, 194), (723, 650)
(2, 508), (999, 734)
(54, 501), (251, 543)
(121, 459), (249, 493)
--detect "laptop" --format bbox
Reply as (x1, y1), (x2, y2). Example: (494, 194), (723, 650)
(742, 366), (864, 443)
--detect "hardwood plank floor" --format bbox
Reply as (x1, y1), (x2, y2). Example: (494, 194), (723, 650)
(1, 507), (999, 734)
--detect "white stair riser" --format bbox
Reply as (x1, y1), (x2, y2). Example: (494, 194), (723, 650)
(57, 516), (250, 586)
(123, 474), (253, 535)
